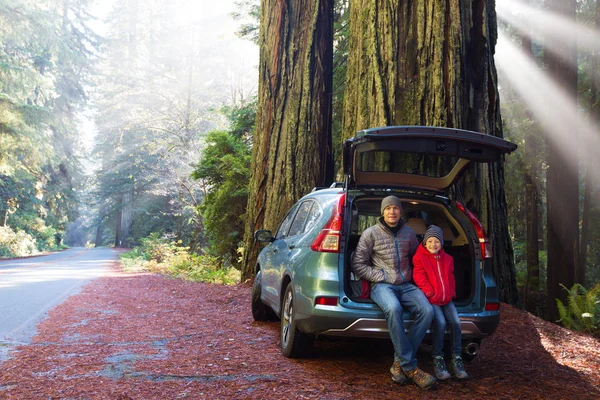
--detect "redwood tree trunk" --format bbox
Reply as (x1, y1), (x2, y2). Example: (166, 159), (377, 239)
(578, 0), (600, 287)
(342, 0), (519, 304)
(114, 200), (123, 248)
(241, 0), (334, 279)
(545, 0), (578, 321)
(521, 16), (540, 310)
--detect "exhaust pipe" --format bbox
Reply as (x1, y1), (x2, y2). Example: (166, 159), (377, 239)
(463, 341), (480, 356)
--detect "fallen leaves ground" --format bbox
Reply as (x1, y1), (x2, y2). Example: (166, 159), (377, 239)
(1, 262), (599, 399)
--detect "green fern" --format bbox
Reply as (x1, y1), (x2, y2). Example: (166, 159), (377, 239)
(556, 284), (600, 336)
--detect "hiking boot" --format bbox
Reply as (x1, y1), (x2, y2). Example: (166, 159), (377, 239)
(405, 367), (437, 390)
(389, 360), (408, 385)
(450, 355), (469, 379)
(432, 356), (451, 381)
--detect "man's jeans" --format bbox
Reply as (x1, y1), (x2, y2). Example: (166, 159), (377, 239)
(370, 282), (433, 371)
(431, 302), (462, 357)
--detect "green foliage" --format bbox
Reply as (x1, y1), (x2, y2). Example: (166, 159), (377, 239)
(512, 240), (548, 290)
(191, 101), (255, 268)
(87, 0), (244, 248)
(556, 283), (600, 337)
(120, 233), (240, 285)
(230, 0), (260, 44)
(0, 0), (98, 252)
(221, 97), (257, 143)
(0, 225), (37, 257)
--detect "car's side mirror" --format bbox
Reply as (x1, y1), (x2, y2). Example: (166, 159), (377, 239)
(254, 230), (274, 243)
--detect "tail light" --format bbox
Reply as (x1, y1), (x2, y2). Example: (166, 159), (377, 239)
(311, 194), (345, 253)
(456, 202), (492, 259)
(485, 302), (500, 311)
(315, 296), (338, 306)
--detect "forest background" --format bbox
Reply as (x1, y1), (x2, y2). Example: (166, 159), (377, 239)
(0, 0), (598, 329)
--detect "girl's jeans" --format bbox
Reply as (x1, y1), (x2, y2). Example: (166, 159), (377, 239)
(431, 301), (462, 357)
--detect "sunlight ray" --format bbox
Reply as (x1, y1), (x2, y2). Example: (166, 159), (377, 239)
(497, 0), (600, 57)
(496, 31), (600, 182)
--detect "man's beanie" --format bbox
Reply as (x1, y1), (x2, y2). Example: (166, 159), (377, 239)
(380, 195), (403, 215)
(423, 225), (444, 244)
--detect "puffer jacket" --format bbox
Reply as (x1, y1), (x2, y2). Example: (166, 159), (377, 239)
(351, 218), (418, 286)
(412, 244), (456, 306)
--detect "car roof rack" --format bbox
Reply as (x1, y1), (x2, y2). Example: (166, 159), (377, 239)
(311, 182), (344, 192)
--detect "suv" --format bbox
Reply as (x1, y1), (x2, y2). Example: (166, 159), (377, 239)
(251, 126), (517, 359)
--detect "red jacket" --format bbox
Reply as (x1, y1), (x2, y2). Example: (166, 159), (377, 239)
(412, 244), (456, 306)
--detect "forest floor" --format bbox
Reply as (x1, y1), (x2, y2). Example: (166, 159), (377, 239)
(1, 262), (599, 399)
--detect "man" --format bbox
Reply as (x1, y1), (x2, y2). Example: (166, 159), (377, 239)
(352, 195), (436, 390)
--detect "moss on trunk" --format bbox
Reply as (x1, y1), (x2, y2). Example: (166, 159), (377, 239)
(241, 0), (334, 280)
(342, 0), (519, 304)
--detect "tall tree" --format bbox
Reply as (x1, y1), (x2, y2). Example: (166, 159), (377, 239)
(0, 0), (98, 249)
(91, 0), (240, 247)
(544, 0), (578, 321)
(342, 0), (519, 304)
(579, 0), (600, 288)
(241, 0), (334, 279)
(520, 6), (541, 310)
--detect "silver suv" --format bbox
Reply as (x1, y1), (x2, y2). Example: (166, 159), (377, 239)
(252, 126), (517, 359)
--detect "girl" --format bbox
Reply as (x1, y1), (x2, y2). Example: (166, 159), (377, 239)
(412, 225), (469, 380)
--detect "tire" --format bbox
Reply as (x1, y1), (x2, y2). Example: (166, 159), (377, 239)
(251, 270), (276, 321)
(280, 284), (314, 358)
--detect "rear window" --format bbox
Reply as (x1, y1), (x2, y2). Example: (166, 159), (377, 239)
(357, 151), (459, 178)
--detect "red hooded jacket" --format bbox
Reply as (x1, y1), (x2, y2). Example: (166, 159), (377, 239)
(412, 244), (456, 306)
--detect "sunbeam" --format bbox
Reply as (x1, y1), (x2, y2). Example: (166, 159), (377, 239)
(497, 0), (600, 60)
(496, 30), (600, 182)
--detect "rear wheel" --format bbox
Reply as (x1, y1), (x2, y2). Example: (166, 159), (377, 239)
(251, 270), (276, 321)
(280, 284), (314, 357)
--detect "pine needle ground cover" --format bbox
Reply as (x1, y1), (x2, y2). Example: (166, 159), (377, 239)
(1, 262), (599, 399)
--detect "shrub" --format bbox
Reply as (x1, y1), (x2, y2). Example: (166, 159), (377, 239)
(0, 226), (38, 257)
(556, 283), (600, 337)
(120, 233), (240, 285)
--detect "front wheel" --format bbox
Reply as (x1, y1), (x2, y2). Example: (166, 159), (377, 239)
(280, 284), (314, 358)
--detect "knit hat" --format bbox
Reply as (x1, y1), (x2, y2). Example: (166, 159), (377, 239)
(380, 195), (403, 215)
(423, 225), (444, 244)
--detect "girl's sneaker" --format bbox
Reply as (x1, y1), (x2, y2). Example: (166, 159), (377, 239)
(450, 355), (469, 379)
(432, 356), (451, 380)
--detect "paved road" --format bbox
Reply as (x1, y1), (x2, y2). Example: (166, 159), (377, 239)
(0, 247), (120, 361)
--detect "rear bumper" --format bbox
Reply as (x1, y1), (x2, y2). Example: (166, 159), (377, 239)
(296, 307), (499, 340)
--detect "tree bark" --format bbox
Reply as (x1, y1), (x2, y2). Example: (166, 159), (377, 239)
(241, 0), (334, 280)
(94, 218), (103, 247)
(114, 199), (123, 247)
(112, 0), (138, 249)
(521, 12), (540, 310)
(342, 0), (519, 304)
(578, 0), (600, 288)
(544, 0), (578, 321)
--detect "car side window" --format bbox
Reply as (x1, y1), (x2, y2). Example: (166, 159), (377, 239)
(275, 204), (299, 240)
(287, 201), (314, 238)
(303, 202), (322, 233)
